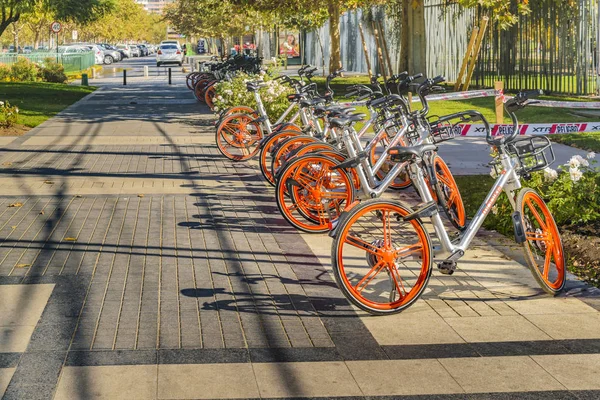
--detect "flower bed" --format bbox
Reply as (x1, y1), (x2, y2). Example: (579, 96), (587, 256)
(212, 71), (293, 122)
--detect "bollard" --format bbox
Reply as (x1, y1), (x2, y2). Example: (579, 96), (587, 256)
(144, 65), (149, 78)
(90, 68), (96, 79)
(123, 70), (127, 86)
(168, 68), (172, 85)
(81, 74), (89, 86)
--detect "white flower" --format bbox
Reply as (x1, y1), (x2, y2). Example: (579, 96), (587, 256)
(260, 70), (266, 76)
(0, 101), (4, 106)
(587, 152), (596, 160)
(569, 167), (583, 182)
(489, 168), (499, 179)
(213, 106), (219, 112)
(238, 93), (242, 99)
(568, 155), (589, 168)
(217, 95), (223, 101)
(491, 205), (499, 215)
(543, 167), (558, 182)
(14, 107), (18, 114)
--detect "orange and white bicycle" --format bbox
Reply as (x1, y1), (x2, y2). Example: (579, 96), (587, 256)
(330, 90), (565, 314)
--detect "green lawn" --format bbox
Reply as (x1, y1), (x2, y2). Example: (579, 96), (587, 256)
(548, 132), (600, 152)
(0, 82), (96, 128)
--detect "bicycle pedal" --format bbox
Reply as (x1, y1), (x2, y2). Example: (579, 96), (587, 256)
(437, 260), (457, 275)
(403, 201), (437, 222)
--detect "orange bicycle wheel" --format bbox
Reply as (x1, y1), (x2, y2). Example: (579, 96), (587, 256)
(215, 113), (263, 161)
(205, 85), (216, 110)
(517, 188), (566, 294)
(276, 155), (354, 233)
(331, 199), (433, 314)
(271, 135), (318, 180)
(258, 130), (301, 185)
(432, 156), (466, 230)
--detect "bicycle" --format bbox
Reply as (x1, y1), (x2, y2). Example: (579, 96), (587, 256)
(330, 90), (565, 314)
(275, 76), (465, 234)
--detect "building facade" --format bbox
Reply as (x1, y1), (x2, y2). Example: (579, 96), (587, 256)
(135, 0), (175, 14)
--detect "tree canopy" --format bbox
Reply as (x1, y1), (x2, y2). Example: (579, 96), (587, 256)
(0, 0), (115, 37)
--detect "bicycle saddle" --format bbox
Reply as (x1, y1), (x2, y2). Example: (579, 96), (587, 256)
(300, 98), (326, 108)
(246, 81), (267, 91)
(388, 144), (437, 162)
(329, 114), (366, 128)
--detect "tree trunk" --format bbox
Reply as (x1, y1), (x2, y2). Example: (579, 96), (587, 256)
(328, 2), (341, 74)
(399, 0), (427, 75)
(399, 0), (410, 72)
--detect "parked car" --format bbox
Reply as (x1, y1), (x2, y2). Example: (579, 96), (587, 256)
(116, 44), (131, 58)
(23, 46), (33, 54)
(130, 45), (140, 57)
(85, 45), (105, 65)
(138, 44), (149, 57)
(156, 44), (183, 67)
(58, 45), (91, 54)
(8, 45), (23, 54)
(97, 44), (121, 64)
(160, 40), (181, 50)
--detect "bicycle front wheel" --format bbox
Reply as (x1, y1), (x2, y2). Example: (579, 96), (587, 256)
(331, 199), (433, 314)
(516, 188), (566, 295)
(215, 113), (263, 161)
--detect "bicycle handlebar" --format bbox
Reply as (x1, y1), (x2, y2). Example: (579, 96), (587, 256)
(487, 90), (543, 146)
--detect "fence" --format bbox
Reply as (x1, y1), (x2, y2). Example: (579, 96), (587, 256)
(299, 0), (598, 95)
(0, 51), (96, 73)
(475, 0), (599, 95)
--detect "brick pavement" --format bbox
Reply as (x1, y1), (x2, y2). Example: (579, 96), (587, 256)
(0, 65), (599, 399)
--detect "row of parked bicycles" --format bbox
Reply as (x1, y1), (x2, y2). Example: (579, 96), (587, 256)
(186, 62), (566, 315)
(185, 55), (263, 109)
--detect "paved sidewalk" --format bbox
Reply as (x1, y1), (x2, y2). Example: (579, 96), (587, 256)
(0, 68), (599, 400)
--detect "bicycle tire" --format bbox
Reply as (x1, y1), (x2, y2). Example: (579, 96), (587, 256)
(276, 154), (354, 233)
(331, 198), (433, 314)
(516, 188), (566, 295)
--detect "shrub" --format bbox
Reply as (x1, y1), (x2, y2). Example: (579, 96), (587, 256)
(0, 64), (10, 81)
(40, 58), (68, 83)
(0, 101), (19, 128)
(10, 57), (38, 82)
(487, 152), (600, 233)
(212, 71), (293, 122)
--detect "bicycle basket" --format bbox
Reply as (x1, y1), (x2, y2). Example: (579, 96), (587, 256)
(507, 136), (555, 174)
(428, 117), (459, 144)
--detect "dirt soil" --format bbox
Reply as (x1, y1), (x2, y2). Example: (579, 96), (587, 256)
(563, 222), (600, 288)
(0, 125), (30, 136)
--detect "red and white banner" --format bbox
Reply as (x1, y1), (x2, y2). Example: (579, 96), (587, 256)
(454, 122), (600, 137)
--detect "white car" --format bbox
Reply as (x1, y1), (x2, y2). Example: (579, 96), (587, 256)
(160, 40), (181, 49)
(116, 44), (131, 58)
(156, 44), (183, 67)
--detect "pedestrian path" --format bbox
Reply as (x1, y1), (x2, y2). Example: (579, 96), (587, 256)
(0, 72), (598, 399)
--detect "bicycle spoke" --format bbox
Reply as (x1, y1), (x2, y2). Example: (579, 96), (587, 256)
(344, 235), (382, 256)
(395, 243), (424, 259)
(540, 245), (553, 278)
(526, 199), (548, 231)
(355, 261), (385, 293)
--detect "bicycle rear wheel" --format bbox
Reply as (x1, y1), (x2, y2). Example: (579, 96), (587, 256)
(516, 188), (566, 295)
(331, 199), (433, 314)
(432, 155), (466, 230)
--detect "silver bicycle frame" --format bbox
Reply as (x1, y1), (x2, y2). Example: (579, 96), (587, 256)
(411, 151), (522, 258)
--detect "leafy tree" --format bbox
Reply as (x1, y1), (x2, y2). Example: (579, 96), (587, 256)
(234, 0), (383, 72)
(0, 0), (114, 37)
